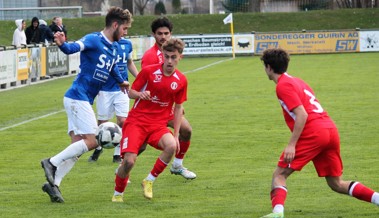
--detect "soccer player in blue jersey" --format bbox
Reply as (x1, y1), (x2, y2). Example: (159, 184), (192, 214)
(40, 7), (132, 203)
(88, 37), (139, 163)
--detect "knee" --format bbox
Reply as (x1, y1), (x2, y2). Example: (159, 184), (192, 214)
(87, 136), (99, 150)
(179, 124), (192, 141)
(164, 143), (177, 155)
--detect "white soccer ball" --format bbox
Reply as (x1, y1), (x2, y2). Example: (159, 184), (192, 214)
(96, 122), (122, 149)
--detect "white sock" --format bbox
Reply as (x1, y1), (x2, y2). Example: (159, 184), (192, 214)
(114, 191), (123, 196)
(95, 146), (102, 151)
(273, 204), (284, 213)
(172, 158), (183, 167)
(372, 192), (379, 205)
(146, 173), (156, 182)
(50, 139), (88, 166)
(54, 157), (78, 187)
(114, 144), (120, 156)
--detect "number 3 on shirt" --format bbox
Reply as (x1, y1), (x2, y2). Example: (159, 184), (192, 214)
(304, 89), (324, 113)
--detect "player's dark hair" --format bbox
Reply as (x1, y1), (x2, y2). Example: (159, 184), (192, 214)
(151, 17), (173, 33)
(162, 38), (185, 54)
(105, 7), (133, 27)
(260, 48), (290, 74)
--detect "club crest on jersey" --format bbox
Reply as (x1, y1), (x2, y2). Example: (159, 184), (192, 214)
(171, 82), (178, 90)
(154, 74), (162, 83)
(121, 44), (125, 50)
(153, 71), (163, 83)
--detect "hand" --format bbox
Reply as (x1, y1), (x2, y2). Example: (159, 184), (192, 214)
(119, 81), (130, 94)
(283, 144), (296, 163)
(139, 90), (151, 100)
(54, 32), (65, 46)
(175, 136), (180, 155)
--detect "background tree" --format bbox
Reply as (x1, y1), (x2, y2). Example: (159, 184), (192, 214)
(123, 0), (134, 13)
(172, 0), (182, 14)
(336, 0), (378, 8)
(222, 0), (260, 12)
(134, 0), (151, 15)
(249, 0), (260, 12)
(154, 1), (167, 15)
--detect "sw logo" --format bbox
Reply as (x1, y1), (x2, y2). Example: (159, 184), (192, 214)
(256, 42), (279, 53)
(335, 40), (358, 51)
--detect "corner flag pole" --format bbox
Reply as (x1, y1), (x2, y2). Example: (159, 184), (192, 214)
(223, 13), (235, 59)
(230, 19), (235, 59)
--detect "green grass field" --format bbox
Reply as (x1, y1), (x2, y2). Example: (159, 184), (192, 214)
(0, 53), (378, 218)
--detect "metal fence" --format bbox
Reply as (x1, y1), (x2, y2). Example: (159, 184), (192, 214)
(0, 6), (82, 21)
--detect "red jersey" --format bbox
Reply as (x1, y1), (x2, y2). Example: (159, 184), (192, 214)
(128, 63), (187, 125)
(276, 73), (336, 136)
(141, 43), (163, 68)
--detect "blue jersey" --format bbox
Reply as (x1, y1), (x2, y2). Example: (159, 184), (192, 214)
(101, 38), (133, 92)
(58, 32), (124, 104)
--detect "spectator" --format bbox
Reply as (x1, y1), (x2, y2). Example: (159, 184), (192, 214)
(39, 19), (54, 44)
(12, 19), (27, 47)
(50, 17), (67, 41)
(25, 17), (40, 44)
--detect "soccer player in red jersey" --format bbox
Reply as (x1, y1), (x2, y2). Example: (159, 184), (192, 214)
(260, 48), (379, 218)
(112, 38), (188, 202)
(140, 17), (196, 180)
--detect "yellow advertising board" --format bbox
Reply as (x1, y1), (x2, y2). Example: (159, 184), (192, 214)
(40, 47), (46, 77)
(17, 48), (29, 81)
(255, 31), (360, 54)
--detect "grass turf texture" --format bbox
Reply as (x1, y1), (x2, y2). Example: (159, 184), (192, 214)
(0, 53), (378, 217)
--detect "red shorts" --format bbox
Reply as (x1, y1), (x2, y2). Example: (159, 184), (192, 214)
(120, 119), (172, 156)
(277, 128), (343, 177)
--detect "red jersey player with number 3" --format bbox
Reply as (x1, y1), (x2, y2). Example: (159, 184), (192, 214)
(260, 48), (379, 218)
(112, 38), (187, 202)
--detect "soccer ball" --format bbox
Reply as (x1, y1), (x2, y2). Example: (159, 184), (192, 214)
(96, 122), (122, 149)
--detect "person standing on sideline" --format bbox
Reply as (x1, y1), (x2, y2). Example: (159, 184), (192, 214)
(25, 17), (40, 44)
(88, 36), (139, 163)
(140, 17), (196, 180)
(38, 19), (54, 44)
(259, 48), (379, 218)
(112, 38), (188, 202)
(40, 7), (132, 203)
(12, 19), (26, 47)
(50, 17), (67, 41)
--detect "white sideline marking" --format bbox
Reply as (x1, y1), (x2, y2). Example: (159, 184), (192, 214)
(0, 58), (232, 132)
(0, 110), (65, 132)
(183, 58), (233, 74)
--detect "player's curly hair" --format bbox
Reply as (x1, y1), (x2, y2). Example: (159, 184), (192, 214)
(260, 48), (290, 74)
(162, 38), (185, 54)
(105, 7), (133, 27)
(151, 17), (173, 33)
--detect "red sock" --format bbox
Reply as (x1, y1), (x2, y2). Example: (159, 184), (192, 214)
(349, 182), (374, 202)
(270, 186), (287, 208)
(150, 158), (168, 178)
(114, 174), (129, 193)
(175, 140), (190, 159)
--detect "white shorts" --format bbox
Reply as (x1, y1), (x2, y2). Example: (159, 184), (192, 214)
(64, 97), (98, 135)
(96, 91), (130, 121)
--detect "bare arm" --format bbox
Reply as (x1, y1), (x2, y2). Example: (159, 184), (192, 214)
(128, 89), (151, 100)
(172, 103), (184, 153)
(283, 105), (308, 163)
(127, 58), (139, 78)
